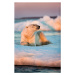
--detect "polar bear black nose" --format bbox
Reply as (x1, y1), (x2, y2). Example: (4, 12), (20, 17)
(37, 26), (40, 29)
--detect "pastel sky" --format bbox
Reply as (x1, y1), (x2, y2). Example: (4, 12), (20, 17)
(15, 2), (61, 18)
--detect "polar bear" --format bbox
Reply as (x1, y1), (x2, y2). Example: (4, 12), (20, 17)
(20, 24), (50, 46)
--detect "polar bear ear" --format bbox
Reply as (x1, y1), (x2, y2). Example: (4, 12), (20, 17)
(25, 26), (28, 28)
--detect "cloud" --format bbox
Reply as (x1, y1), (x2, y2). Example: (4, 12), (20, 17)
(14, 51), (61, 67)
(15, 15), (61, 31)
(15, 57), (61, 67)
(40, 15), (61, 31)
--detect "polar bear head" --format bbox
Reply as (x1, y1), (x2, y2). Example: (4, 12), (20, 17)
(25, 24), (40, 32)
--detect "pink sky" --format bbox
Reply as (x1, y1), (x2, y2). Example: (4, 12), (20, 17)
(15, 2), (61, 18)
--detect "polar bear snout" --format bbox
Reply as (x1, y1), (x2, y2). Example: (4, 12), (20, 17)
(36, 25), (40, 29)
(32, 24), (40, 29)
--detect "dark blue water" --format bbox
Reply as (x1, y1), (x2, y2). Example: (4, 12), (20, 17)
(15, 65), (60, 73)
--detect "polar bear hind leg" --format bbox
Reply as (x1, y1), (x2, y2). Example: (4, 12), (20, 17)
(34, 31), (50, 46)
(39, 32), (51, 45)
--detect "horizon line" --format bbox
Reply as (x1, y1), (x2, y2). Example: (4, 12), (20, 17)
(15, 16), (58, 19)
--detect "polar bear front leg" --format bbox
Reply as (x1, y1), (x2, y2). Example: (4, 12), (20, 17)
(20, 42), (29, 46)
(20, 36), (29, 46)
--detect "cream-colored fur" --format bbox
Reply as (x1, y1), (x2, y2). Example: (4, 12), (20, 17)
(20, 24), (50, 46)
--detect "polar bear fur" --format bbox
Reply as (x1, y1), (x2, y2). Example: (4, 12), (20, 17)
(20, 24), (50, 46)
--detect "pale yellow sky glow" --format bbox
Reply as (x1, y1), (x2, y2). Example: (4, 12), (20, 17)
(15, 2), (61, 18)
